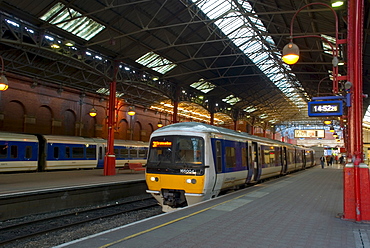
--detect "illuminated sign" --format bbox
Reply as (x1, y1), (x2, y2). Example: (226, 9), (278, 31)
(308, 100), (343, 117)
(152, 141), (172, 148)
(294, 129), (325, 138)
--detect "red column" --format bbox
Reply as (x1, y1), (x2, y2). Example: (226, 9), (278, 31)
(103, 64), (118, 176)
(343, 0), (370, 222)
(172, 100), (178, 124)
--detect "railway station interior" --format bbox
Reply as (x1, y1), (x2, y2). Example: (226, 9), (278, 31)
(1, 0), (370, 247)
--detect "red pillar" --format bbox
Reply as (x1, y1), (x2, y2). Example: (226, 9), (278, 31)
(172, 100), (178, 124)
(103, 64), (118, 176)
(343, 0), (370, 222)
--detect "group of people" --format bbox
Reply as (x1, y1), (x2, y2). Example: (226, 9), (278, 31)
(320, 155), (344, 168)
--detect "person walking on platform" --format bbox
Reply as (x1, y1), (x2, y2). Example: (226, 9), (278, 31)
(326, 156), (330, 166)
(320, 156), (325, 169)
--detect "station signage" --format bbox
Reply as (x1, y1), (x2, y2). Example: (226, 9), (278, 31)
(307, 100), (343, 117)
(294, 129), (325, 138)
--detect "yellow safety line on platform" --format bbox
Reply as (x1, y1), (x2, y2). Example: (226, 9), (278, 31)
(99, 191), (254, 248)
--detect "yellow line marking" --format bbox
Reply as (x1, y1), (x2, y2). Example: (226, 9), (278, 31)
(99, 192), (254, 248)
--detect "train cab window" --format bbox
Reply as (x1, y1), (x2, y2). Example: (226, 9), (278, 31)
(225, 146), (236, 168)
(65, 147), (70, 158)
(25, 146), (32, 159)
(0, 145), (7, 158)
(175, 137), (203, 164)
(138, 149), (147, 158)
(86, 147), (96, 159)
(72, 147), (84, 158)
(54, 147), (59, 159)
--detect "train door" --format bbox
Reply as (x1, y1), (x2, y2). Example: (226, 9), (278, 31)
(96, 143), (105, 168)
(246, 141), (253, 183)
(211, 139), (223, 196)
(281, 146), (288, 175)
(251, 141), (262, 182)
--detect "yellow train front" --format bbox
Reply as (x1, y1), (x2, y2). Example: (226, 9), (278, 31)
(145, 124), (216, 212)
(145, 122), (314, 212)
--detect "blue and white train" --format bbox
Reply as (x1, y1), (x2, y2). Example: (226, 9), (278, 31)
(145, 122), (315, 212)
(0, 132), (148, 172)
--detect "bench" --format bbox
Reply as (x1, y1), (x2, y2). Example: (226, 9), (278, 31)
(128, 163), (145, 172)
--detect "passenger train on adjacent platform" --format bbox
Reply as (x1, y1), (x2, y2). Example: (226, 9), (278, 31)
(0, 132), (148, 172)
(145, 122), (315, 212)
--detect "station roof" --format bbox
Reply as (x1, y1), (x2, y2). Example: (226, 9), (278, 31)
(0, 0), (368, 127)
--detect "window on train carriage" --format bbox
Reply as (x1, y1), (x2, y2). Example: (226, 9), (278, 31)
(53, 147), (59, 159)
(25, 146), (32, 159)
(138, 148), (147, 158)
(175, 136), (204, 165)
(114, 148), (120, 158)
(225, 146), (236, 168)
(261, 145), (275, 167)
(72, 147), (84, 158)
(10, 145), (18, 158)
(242, 147), (248, 167)
(65, 147), (70, 158)
(86, 147), (96, 159)
(121, 148), (129, 158)
(129, 148), (138, 158)
(0, 145), (8, 158)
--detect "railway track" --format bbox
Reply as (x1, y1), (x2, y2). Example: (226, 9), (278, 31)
(0, 197), (160, 246)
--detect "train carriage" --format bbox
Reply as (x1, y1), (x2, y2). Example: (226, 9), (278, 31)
(145, 122), (315, 212)
(40, 135), (101, 170)
(0, 132), (39, 172)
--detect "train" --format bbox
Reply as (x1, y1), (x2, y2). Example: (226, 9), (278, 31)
(0, 132), (148, 173)
(145, 122), (315, 212)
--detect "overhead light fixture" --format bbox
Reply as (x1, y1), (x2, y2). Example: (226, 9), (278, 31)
(51, 43), (60, 49)
(128, 106), (136, 116)
(89, 107), (97, 117)
(329, 126), (335, 132)
(282, 42), (300, 64)
(63, 40), (75, 47)
(157, 120), (163, 128)
(333, 132), (338, 138)
(331, 0), (345, 7)
(0, 56), (8, 91)
(324, 120), (332, 125)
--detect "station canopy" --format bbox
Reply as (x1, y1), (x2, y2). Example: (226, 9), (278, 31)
(0, 0), (369, 127)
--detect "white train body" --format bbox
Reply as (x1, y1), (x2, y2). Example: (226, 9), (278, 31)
(145, 122), (314, 212)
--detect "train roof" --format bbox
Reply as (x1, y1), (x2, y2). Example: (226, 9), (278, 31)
(153, 122), (306, 149)
(0, 132), (39, 142)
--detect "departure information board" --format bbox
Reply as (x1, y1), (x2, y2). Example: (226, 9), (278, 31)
(308, 100), (343, 117)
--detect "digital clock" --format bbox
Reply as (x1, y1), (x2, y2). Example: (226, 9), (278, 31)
(308, 100), (343, 117)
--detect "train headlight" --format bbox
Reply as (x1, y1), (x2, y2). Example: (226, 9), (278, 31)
(150, 176), (159, 182)
(186, 179), (197, 184)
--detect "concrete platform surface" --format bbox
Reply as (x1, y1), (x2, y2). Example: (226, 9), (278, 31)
(55, 165), (370, 248)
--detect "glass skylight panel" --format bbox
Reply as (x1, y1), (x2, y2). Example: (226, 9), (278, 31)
(135, 52), (177, 74)
(192, 0), (308, 109)
(190, 79), (216, 93)
(244, 106), (257, 113)
(222, 95), (241, 105)
(40, 3), (105, 41)
(364, 106), (370, 123)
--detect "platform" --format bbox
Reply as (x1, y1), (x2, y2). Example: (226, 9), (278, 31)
(55, 165), (370, 248)
(0, 169), (145, 196)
